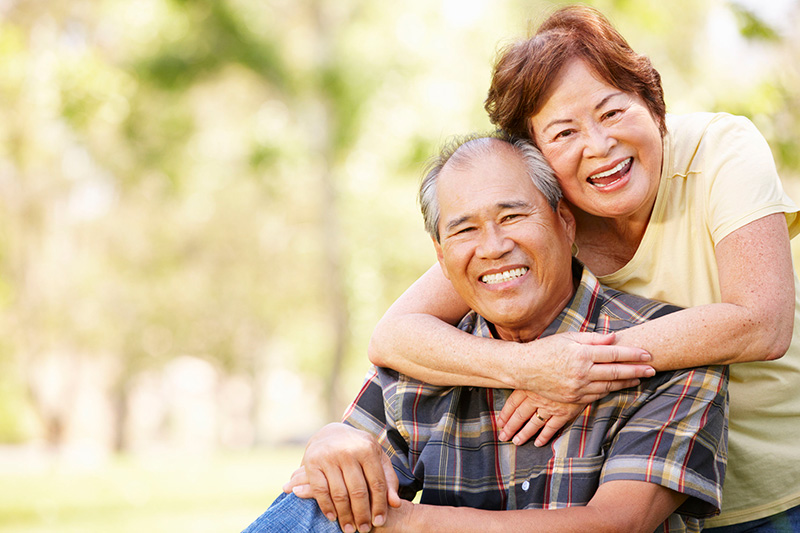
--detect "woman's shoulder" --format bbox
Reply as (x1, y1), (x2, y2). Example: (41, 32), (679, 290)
(666, 111), (760, 146)
(665, 112), (769, 176)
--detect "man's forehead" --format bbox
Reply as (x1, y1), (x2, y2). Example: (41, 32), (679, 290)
(437, 152), (540, 214)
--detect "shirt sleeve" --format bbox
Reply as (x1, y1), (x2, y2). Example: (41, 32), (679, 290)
(342, 366), (420, 500)
(599, 365), (729, 519)
(698, 113), (800, 243)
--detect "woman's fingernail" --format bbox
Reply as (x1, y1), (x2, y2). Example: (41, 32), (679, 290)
(373, 514), (385, 527)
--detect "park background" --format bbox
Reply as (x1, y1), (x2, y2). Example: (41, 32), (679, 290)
(0, 0), (798, 531)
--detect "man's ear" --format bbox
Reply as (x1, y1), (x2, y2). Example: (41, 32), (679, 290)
(557, 200), (576, 244)
(432, 237), (450, 280)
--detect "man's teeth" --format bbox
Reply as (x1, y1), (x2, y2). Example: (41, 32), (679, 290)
(481, 267), (528, 285)
(589, 158), (632, 180)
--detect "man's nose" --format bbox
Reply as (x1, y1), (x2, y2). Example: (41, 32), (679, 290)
(476, 225), (513, 259)
(583, 123), (616, 158)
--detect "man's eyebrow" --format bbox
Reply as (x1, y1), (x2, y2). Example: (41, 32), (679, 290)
(443, 201), (532, 233)
(542, 92), (624, 132)
(498, 200), (531, 210)
(444, 214), (474, 233)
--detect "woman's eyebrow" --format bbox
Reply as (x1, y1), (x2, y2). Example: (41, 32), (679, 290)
(541, 91), (624, 132)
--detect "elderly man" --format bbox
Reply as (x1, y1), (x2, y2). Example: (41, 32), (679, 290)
(242, 134), (727, 533)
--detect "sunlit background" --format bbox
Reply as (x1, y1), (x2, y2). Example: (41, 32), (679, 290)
(0, 0), (798, 531)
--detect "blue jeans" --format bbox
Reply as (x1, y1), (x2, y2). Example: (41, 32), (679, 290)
(241, 492), (342, 533)
(704, 505), (800, 533)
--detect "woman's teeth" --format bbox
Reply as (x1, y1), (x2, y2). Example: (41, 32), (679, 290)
(481, 267), (528, 285)
(588, 157), (632, 187)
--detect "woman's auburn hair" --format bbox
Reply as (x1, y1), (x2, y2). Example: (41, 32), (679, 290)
(485, 5), (666, 142)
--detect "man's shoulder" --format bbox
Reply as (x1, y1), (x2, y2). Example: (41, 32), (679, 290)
(596, 284), (683, 331)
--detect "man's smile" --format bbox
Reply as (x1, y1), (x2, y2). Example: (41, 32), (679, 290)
(480, 267), (529, 285)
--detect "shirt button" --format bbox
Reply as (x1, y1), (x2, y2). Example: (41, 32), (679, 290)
(522, 480), (530, 491)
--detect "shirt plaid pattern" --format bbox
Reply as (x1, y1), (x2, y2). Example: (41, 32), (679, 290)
(343, 261), (728, 533)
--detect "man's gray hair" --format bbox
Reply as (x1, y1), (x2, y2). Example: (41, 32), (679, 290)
(419, 132), (562, 242)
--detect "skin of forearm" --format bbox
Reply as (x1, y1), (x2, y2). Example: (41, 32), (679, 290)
(400, 502), (646, 533)
(614, 301), (793, 371)
(368, 313), (519, 388)
(395, 481), (685, 533)
(369, 299), (793, 386)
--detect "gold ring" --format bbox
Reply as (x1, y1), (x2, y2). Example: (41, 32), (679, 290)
(535, 412), (547, 422)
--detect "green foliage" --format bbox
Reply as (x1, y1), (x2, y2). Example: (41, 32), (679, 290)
(727, 2), (780, 42)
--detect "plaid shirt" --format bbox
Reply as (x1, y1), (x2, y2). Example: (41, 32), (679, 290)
(343, 261), (728, 533)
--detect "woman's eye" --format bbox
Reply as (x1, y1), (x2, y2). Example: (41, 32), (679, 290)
(555, 129), (573, 140)
(603, 109), (621, 120)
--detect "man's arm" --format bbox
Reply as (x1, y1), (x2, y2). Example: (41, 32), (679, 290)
(380, 479), (687, 533)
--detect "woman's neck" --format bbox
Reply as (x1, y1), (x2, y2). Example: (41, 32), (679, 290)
(571, 208), (652, 277)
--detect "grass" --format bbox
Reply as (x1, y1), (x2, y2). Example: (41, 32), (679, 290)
(0, 446), (304, 533)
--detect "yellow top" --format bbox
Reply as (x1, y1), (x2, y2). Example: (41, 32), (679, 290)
(600, 112), (800, 526)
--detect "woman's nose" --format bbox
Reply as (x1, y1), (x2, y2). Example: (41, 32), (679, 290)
(583, 123), (616, 158)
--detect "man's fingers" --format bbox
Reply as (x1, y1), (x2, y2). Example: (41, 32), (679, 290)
(341, 468), (374, 533)
(358, 453), (391, 529)
(327, 468), (360, 533)
(382, 455), (402, 510)
(283, 466), (309, 493)
(291, 483), (313, 498)
(306, 467), (341, 523)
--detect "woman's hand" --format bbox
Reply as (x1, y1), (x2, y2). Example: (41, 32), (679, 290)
(509, 332), (653, 403)
(497, 390), (587, 447)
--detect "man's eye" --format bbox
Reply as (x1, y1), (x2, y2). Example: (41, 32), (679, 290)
(455, 227), (475, 235)
(502, 214), (521, 222)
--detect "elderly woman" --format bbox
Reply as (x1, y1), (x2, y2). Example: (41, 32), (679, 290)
(367, 5), (800, 531)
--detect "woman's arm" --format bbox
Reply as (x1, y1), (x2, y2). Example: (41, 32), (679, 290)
(615, 213), (794, 370)
(368, 263), (655, 403)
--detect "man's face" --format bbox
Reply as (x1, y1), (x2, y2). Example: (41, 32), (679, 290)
(434, 142), (576, 341)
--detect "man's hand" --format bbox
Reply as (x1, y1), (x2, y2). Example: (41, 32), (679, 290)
(510, 332), (654, 403)
(282, 423), (401, 533)
(497, 390), (586, 447)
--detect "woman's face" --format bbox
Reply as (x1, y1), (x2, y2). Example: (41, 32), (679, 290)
(529, 59), (663, 223)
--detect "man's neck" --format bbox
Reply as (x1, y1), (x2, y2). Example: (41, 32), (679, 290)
(483, 260), (582, 343)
